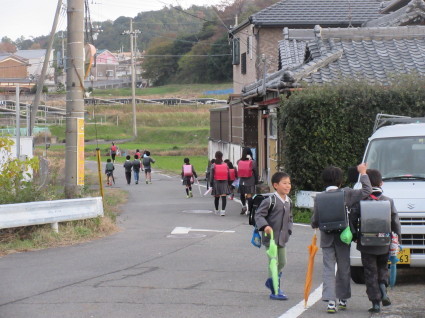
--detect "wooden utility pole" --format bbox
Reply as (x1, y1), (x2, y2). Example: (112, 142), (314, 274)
(65, 0), (85, 198)
(122, 19), (140, 138)
(29, 0), (63, 136)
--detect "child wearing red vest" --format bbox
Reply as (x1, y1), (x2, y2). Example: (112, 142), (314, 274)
(181, 157), (197, 198)
(209, 151), (231, 216)
(237, 147), (258, 215)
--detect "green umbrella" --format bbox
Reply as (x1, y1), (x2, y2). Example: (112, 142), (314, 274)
(266, 230), (279, 295)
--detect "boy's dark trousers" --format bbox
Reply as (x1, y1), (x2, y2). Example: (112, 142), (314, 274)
(125, 171), (131, 185)
(361, 253), (389, 301)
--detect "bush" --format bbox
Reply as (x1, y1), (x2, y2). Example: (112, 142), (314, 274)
(279, 75), (425, 191)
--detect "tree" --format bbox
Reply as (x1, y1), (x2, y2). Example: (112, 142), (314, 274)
(142, 39), (178, 85)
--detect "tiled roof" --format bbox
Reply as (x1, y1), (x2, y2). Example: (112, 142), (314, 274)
(243, 26), (425, 96)
(365, 0), (425, 26)
(15, 49), (47, 60)
(250, 0), (384, 27)
(0, 54), (28, 64)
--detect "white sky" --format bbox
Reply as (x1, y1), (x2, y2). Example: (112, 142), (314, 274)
(0, 0), (226, 41)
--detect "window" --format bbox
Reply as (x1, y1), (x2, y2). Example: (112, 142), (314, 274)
(232, 38), (240, 65)
(241, 53), (247, 75)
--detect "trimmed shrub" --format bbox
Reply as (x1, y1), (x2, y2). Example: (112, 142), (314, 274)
(279, 75), (425, 191)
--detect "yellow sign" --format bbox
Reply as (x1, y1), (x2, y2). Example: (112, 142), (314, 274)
(77, 118), (85, 185)
(397, 248), (410, 264)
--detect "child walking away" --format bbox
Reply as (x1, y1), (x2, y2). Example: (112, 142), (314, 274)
(209, 151), (231, 216)
(123, 155), (133, 185)
(237, 147), (258, 215)
(311, 163), (372, 313)
(132, 154), (141, 184)
(205, 159), (215, 190)
(350, 169), (401, 313)
(110, 142), (118, 163)
(142, 150), (155, 184)
(182, 158), (197, 198)
(225, 159), (237, 200)
(255, 172), (293, 300)
(105, 158), (115, 186)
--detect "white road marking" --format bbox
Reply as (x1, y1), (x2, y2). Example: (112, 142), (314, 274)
(158, 173), (172, 178)
(278, 283), (323, 318)
(171, 227), (235, 235)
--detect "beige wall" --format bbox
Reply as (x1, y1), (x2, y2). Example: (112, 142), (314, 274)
(233, 25), (283, 94)
(0, 59), (27, 78)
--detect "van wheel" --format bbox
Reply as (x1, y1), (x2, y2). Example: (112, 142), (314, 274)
(351, 266), (365, 284)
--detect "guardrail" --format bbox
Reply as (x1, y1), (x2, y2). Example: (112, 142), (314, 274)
(0, 197), (104, 233)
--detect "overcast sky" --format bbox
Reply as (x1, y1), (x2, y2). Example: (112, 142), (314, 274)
(1, 0), (226, 41)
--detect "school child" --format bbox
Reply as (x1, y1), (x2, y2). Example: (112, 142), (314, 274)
(237, 147), (258, 215)
(123, 155), (133, 185)
(350, 169), (401, 313)
(224, 159), (237, 200)
(105, 158), (115, 186)
(311, 163), (372, 313)
(110, 142), (118, 163)
(205, 159), (215, 190)
(135, 149), (141, 159)
(254, 172), (293, 300)
(181, 158), (197, 198)
(209, 151), (231, 216)
(142, 150), (155, 184)
(132, 154), (141, 184)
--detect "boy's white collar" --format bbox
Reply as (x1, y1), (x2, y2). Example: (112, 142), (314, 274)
(325, 186), (339, 192)
(274, 191), (290, 203)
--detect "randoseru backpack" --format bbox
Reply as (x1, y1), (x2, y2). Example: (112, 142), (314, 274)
(249, 193), (276, 226)
(316, 190), (348, 233)
(360, 197), (391, 246)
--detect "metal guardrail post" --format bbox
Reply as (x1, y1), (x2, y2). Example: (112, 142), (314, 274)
(96, 148), (105, 205)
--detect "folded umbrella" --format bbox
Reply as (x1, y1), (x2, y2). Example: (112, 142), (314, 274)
(266, 230), (279, 295)
(195, 178), (202, 195)
(304, 231), (319, 307)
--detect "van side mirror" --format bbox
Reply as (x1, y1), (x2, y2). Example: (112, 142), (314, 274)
(347, 166), (359, 184)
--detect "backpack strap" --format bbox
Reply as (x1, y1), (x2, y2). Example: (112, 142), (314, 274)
(370, 194), (379, 201)
(268, 194), (276, 213)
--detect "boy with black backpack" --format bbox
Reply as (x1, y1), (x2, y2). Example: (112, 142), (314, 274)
(350, 169), (401, 313)
(254, 172), (293, 300)
(311, 163), (371, 313)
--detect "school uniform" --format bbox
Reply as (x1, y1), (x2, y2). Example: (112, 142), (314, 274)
(255, 193), (293, 289)
(237, 159), (258, 194)
(351, 189), (401, 302)
(132, 159), (141, 184)
(123, 160), (133, 185)
(142, 156), (155, 172)
(209, 163), (231, 196)
(311, 174), (372, 302)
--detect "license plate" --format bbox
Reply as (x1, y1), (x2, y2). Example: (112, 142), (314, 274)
(392, 248), (410, 265)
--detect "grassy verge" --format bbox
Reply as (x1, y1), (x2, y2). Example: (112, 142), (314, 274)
(292, 207), (312, 224)
(0, 162), (127, 257)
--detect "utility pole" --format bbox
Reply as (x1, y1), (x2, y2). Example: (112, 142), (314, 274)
(15, 85), (20, 159)
(65, 0), (85, 198)
(122, 19), (140, 138)
(29, 0), (63, 136)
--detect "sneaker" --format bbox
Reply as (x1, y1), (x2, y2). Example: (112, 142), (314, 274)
(186, 195), (190, 199)
(381, 296), (391, 307)
(368, 301), (381, 313)
(338, 299), (347, 310)
(327, 301), (337, 314)
(146, 181), (148, 184)
(220, 210), (226, 216)
(189, 191), (193, 198)
(240, 206), (247, 215)
(265, 278), (288, 300)
(214, 209), (219, 215)
(135, 181), (138, 184)
(149, 181), (152, 184)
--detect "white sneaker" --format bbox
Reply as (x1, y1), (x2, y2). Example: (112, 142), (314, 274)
(220, 210), (226, 216)
(214, 209), (219, 215)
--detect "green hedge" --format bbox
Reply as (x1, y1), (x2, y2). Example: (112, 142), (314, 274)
(279, 76), (425, 191)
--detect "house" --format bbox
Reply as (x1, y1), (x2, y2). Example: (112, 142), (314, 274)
(90, 49), (119, 80)
(15, 49), (55, 85)
(0, 54), (32, 92)
(210, 0), (425, 186)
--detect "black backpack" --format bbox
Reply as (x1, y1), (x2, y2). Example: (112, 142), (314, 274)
(316, 190), (348, 233)
(249, 193), (276, 226)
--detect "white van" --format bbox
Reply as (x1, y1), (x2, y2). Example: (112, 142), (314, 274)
(350, 114), (425, 284)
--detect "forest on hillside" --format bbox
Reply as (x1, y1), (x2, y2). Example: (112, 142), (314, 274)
(0, 0), (280, 85)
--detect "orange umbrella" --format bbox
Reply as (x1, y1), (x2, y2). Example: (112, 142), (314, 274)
(304, 231), (319, 307)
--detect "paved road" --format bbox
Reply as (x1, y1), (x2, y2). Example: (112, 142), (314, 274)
(0, 162), (423, 317)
